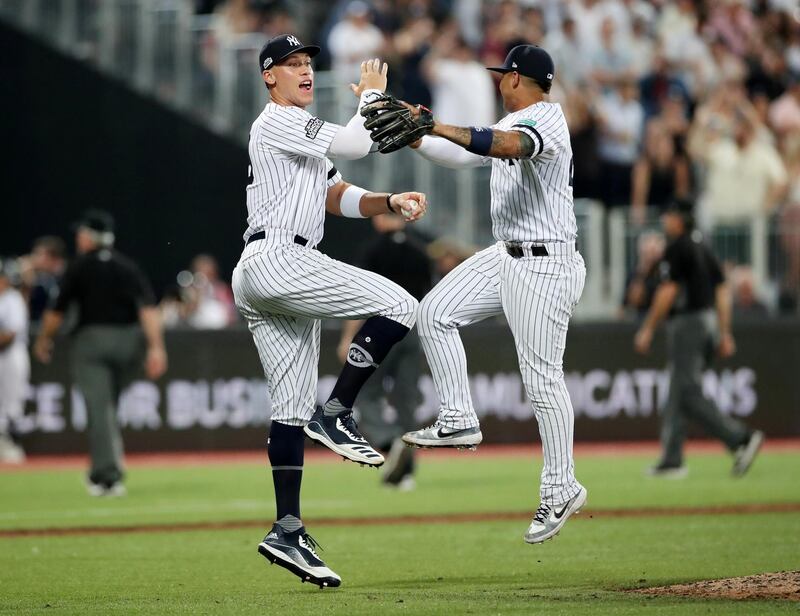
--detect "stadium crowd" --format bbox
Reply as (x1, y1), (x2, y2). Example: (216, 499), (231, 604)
(194, 0), (800, 315)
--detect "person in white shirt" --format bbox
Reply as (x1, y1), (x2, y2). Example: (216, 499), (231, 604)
(423, 32), (496, 126)
(595, 77), (644, 208)
(327, 1), (385, 85)
(0, 259), (29, 464)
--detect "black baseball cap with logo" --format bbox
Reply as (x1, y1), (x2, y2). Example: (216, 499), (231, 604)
(487, 45), (555, 92)
(258, 34), (320, 72)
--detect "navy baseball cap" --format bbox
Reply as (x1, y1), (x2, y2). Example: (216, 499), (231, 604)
(259, 34), (320, 72)
(487, 45), (555, 89)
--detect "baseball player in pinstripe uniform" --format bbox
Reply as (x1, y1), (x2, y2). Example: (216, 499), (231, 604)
(364, 45), (586, 544)
(233, 34), (428, 587)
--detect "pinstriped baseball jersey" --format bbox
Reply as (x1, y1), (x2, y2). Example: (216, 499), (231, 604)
(244, 103), (342, 245)
(488, 102), (575, 243)
(233, 99), (418, 426)
(414, 99), (585, 507)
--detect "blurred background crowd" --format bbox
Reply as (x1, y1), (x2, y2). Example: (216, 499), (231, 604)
(3, 0), (800, 327)
(190, 0), (800, 318)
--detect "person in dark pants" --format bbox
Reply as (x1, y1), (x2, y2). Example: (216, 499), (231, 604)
(633, 199), (764, 478)
(337, 213), (433, 489)
(33, 210), (167, 495)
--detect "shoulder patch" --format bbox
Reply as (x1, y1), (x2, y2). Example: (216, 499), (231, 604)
(305, 117), (325, 139)
(516, 119), (538, 128)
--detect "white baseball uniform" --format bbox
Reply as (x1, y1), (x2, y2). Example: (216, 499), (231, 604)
(416, 102), (585, 506)
(232, 102), (417, 427)
(0, 287), (30, 435)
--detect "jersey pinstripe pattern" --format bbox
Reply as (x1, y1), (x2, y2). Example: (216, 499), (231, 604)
(488, 102), (575, 243)
(244, 103), (340, 245)
(418, 102), (585, 506)
(233, 103), (417, 427)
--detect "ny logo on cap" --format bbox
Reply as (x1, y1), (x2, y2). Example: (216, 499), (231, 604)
(287, 35), (301, 47)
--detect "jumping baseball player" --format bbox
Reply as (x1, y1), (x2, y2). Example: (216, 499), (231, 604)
(233, 34), (427, 588)
(362, 45), (586, 544)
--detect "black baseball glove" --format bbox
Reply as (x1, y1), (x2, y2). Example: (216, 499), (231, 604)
(360, 94), (435, 154)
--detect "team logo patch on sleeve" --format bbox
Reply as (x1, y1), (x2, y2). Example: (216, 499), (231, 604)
(517, 119), (538, 128)
(305, 118), (325, 139)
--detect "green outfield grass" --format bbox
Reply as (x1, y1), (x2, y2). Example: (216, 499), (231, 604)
(1, 450), (799, 614)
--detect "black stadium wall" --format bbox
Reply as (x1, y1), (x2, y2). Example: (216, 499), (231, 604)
(0, 22), (370, 292)
(20, 321), (800, 453)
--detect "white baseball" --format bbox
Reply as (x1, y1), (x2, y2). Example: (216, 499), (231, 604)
(402, 199), (419, 219)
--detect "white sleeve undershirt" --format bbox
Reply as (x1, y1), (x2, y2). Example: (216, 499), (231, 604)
(414, 135), (487, 169)
(326, 89), (383, 160)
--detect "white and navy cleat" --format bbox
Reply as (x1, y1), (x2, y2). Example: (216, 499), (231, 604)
(401, 421), (482, 450)
(304, 406), (384, 467)
(524, 486), (587, 544)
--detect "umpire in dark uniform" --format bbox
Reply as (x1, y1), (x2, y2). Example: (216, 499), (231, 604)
(33, 210), (167, 496)
(634, 199), (763, 478)
(337, 213), (432, 489)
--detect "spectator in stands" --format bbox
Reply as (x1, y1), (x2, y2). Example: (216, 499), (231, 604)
(639, 53), (691, 119)
(0, 259), (28, 464)
(700, 37), (747, 95)
(631, 120), (691, 224)
(730, 265), (769, 320)
(392, 11), (435, 108)
(565, 89), (602, 201)
(769, 75), (800, 135)
(596, 77), (644, 208)
(588, 17), (635, 90)
(628, 15), (655, 79)
(620, 231), (665, 318)
(703, 0), (758, 58)
(543, 17), (588, 89)
(696, 115), (787, 229)
(778, 135), (800, 314)
(183, 254), (237, 329)
(328, 0), (386, 85)
(422, 28), (496, 126)
(20, 236), (66, 331)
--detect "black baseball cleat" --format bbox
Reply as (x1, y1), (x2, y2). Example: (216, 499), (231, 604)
(257, 524), (341, 588)
(304, 406), (384, 466)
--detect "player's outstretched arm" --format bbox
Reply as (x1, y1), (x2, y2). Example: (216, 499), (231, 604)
(431, 124), (537, 160)
(325, 181), (427, 222)
(327, 59), (388, 160)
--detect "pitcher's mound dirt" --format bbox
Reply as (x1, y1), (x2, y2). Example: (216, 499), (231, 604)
(633, 571), (800, 601)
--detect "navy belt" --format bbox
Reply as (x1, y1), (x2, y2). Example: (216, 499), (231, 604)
(505, 241), (578, 258)
(246, 231), (308, 247)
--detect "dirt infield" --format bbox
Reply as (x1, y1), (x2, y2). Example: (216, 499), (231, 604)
(3, 438), (799, 472)
(1, 501), (798, 539)
(632, 571), (800, 602)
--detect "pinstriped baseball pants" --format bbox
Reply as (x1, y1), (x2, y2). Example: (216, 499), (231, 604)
(418, 242), (585, 505)
(232, 236), (417, 427)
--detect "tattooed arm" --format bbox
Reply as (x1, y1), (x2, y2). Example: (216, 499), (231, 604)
(430, 124), (537, 159)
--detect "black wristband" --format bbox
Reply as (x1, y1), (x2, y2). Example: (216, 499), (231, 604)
(386, 193), (396, 213)
(466, 127), (493, 155)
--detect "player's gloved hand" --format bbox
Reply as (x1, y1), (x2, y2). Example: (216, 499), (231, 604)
(350, 58), (388, 97)
(389, 192), (428, 222)
(360, 94), (435, 154)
